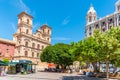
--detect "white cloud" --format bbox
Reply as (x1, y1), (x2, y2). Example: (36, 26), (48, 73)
(62, 16), (70, 26)
(13, 0), (31, 13)
(10, 23), (17, 33)
(33, 22), (41, 29)
(18, 0), (31, 13)
(52, 37), (71, 41)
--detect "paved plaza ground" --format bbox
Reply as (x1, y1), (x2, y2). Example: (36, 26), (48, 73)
(0, 72), (119, 80)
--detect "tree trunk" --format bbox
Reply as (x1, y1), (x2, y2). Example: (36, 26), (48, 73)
(99, 62), (101, 72)
(92, 62), (98, 72)
(106, 61), (109, 80)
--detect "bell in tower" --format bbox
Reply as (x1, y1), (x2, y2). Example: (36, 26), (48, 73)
(17, 12), (33, 35)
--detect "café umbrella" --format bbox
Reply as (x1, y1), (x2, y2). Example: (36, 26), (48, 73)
(0, 60), (8, 66)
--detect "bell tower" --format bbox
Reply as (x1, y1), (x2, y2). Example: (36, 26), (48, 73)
(115, 0), (120, 12)
(17, 12), (33, 35)
(86, 4), (97, 25)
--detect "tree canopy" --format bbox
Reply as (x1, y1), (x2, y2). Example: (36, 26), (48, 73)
(40, 43), (75, 68)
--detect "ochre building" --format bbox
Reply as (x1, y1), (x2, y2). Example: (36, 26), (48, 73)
(0, 12), (52, 71)
(13, 12), (51, 70)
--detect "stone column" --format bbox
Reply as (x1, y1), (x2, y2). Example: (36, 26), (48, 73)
(117, 14), (119, 26)
(114, 14), (116, 27)
(99, 20), (101, 32)
(106, 17), (109, 30)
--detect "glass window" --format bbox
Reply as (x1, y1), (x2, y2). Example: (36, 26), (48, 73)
(37, 53), (39, 58)
(20, 28), (21, 33)
(47, 38), (49, 41)
(43, 29), (44, 33)
(119, 16), (120, 21)
(20, 18), (22, 22)
(102, 28), (105, 32)
(25, 51), (28, 57)
(42, 45), (44, 49)
(48, 30), (50, 34)
(89, 33), (91, 36)
(25, 42), (28, 47)
(37, 44), (40, 49)
(89, 27), (91, 31)
(32, 43), (35, 48)
(26, 29), (29, 34)
(96, 24), (99, 28)
(27, 19), (29, 24)
(32, 52), (34, 57)
(89, 16), (92, 22)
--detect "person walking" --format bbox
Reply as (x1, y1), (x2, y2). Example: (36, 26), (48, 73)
(0, 66), (2, 76)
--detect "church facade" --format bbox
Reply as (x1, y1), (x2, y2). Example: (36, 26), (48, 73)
(0, 12), (51, 70)
(85, 0), (120, 38)
(13, 12), (52, 70)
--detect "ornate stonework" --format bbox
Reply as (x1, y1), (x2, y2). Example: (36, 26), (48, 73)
(13, 12), (51, 70)
(85, 0), (120, 38)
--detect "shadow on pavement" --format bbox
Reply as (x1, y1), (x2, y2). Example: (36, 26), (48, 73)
(62, 76), (106, 80)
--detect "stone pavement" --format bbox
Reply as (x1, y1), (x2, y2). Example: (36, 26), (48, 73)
(0, 72), (119, 80)
(62, 76), (119, 80)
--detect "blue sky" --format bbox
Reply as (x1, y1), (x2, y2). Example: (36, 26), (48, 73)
(0, 0), (117, 44)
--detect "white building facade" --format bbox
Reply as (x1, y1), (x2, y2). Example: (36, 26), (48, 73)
(13, 12), (51, 70)
(85, 0), (120, 38)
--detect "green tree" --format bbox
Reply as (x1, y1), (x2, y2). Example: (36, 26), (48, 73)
(94, 27), (120, 80)
(70, 41), (86, 69)
(40, 43), (75, 69)
(40, 46), (54, 63)
(70, 36), (100, 72)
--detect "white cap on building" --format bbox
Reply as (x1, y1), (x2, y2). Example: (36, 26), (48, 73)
(116, 0), (120, 6)
(87, 4), (96, 14)
(86, 4), (97, 25)
(115, 0), (120, 12)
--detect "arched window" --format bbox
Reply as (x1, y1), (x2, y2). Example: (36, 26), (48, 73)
(32, 43), (35, 48)
(37, 44), (40, 49)
(119, 16), (120, 21)
(37, 53), (39, 58)
(89, 27), (91, 31)
(26, 29), (29, 34)
(38, 34), (40, 37)
(32, 52), (34, 57)
(25, 51), (28, 57)
(25, 42), (28, 47)
(43, 29), (44, 33)
(42, 45), (44, 49)
(89, 16), (92, 22)
(47, 38), (49, 41)
(48, 30), (50, 34)
(27, 19), (29, 24)
(20, 18), (22, 22)
(20, 28), (21, 33)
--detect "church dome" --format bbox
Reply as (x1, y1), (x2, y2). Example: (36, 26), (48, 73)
(116, 0), (120, 6)
(87, 5), (96, 15)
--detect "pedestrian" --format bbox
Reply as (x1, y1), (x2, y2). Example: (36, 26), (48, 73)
(86, 71), (89, 76)
(83, 71), (86, 75)
(0, 66), (2, 76)
(89, 71), (93, 77)
(1, 66), (4, 76)
(21, 67), (24, 74)
(4, 67), (8, 76)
